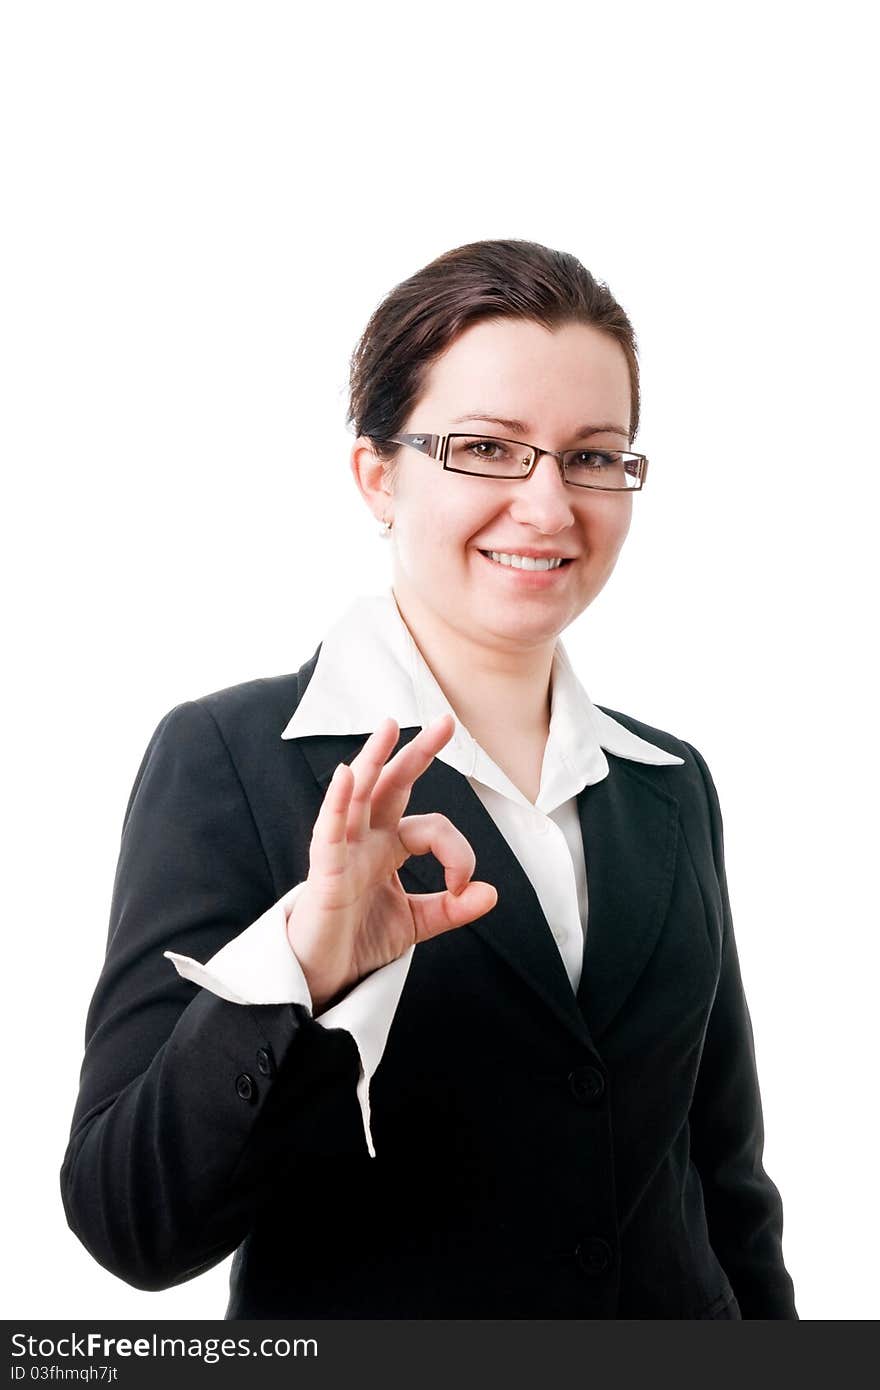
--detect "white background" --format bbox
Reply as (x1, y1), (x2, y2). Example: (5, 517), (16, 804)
(2, 0), (877, 1322)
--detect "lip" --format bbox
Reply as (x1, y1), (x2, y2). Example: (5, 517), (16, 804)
(478, 547), (576, 560)
(475, 549), (574, 586)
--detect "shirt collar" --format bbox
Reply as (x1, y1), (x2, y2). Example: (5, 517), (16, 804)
(281, 587), (684, 812)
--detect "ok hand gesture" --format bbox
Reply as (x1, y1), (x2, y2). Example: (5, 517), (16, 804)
(286, 713), (498, 1011)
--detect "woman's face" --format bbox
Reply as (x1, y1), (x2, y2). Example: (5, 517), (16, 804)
(357, 316), (635, 658)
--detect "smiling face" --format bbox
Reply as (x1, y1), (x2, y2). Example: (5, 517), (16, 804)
(351, 316), (635, 665)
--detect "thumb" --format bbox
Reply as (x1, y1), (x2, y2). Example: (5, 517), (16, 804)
(408, 881), (499, 943)
(446, 879), (498, 922)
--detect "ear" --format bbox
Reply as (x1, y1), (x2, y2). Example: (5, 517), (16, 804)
(350, 436), (395, 523)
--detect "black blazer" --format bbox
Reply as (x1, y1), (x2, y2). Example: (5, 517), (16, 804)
(61, 644), (798, 1319)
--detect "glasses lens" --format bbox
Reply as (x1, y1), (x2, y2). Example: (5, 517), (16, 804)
(563, 450), (641, 489)
(445, 437), (643, 489)
(447, 436), (533, 477)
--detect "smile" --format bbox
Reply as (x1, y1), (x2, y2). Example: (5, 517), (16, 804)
(476, 550), (574, 585)
(479, 550), (572, 571)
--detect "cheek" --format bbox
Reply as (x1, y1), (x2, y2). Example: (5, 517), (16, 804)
(433, 495), (494, 550)
(585, 500), (632, 554)
(612, 509), (633, 553)
(397, 496), (476, 572)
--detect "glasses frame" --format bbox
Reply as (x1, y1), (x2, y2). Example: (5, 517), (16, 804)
(380, 432), (648, 491)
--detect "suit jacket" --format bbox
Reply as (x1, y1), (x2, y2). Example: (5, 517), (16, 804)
(61, 644), (798, 1319)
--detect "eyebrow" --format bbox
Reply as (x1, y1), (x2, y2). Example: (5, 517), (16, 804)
(449, 413), (630, 440)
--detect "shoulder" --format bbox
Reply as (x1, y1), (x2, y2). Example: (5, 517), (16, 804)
(596, 701), (721, 824)
(595, 702), (699, 765)
(197, 641), (322, 730)
(143, 644), (323, 768)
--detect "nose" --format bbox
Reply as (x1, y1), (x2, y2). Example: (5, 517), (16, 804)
(508, 451), (576, 533)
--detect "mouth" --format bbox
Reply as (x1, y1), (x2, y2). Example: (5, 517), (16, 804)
(476, 549), (575, 584)
(478, 549), (574, 568)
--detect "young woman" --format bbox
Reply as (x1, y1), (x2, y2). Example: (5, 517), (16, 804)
(62, 239), (798, 1319)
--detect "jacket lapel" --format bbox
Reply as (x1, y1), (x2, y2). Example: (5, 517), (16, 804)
(575, 760), (680, 1041)
(296, 729), (679, 1052)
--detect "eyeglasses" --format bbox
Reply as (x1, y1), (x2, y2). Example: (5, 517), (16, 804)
(379, 432), (648, 491)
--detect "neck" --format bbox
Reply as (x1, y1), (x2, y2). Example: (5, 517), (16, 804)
(391, 583), (556, 739)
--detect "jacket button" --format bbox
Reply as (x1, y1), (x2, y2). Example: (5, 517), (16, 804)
(256, 1047), (275, 1078)
(569, 1066), (605, 1103)
(235, 1072), (256, 1102)
(575, 1237), (614, 1276)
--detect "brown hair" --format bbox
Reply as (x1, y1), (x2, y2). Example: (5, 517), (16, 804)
(347, 238), (640, 488)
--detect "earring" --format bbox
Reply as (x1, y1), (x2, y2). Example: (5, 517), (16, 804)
(379, 517), (393, 537)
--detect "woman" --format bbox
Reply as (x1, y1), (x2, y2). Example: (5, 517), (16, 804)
(61, 239), (798, 1319)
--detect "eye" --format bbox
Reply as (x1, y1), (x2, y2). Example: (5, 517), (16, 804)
(467, 438), (505, 459)
(568, 450), (618, 468)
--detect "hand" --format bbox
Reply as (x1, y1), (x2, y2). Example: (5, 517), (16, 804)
(286, 713), (498, 1011)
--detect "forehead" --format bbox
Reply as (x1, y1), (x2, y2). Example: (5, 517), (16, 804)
(417, 318), (631, 429)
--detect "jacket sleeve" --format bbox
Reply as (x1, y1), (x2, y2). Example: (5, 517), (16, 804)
(60, 700), (369, 1292)
(166, 879), (415, 1157)
(684, 740), (798, 1319)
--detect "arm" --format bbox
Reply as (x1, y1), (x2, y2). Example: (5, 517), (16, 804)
(684, 741), (798, 1320)
(60, 701), (370, 1291)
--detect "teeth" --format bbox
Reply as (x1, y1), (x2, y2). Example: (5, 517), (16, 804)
(486, 551), (564, 571)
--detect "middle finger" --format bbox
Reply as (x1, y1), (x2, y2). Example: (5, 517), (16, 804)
(368, 712), (457, 829)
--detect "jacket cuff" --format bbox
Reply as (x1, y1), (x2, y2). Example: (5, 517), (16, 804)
(164, 882), (416, 1157)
